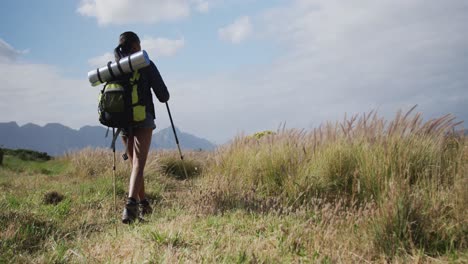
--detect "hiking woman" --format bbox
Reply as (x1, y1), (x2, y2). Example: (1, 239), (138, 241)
(115, 31), (170, 223)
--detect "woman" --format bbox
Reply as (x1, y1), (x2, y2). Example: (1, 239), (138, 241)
(114, 31), (170, 224)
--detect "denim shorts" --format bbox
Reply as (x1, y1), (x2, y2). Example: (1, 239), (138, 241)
(121, 112), (156, 136)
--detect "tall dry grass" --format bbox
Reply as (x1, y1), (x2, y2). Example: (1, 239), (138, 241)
(204, 108), (464, 200)
(199, 107), (467, 258)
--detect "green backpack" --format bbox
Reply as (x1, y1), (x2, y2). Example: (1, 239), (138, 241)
(98, 70), (146, 129)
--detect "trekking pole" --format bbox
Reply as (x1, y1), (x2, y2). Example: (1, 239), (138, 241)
(165, 102), (189, 180)
(112, 128), (117, 234)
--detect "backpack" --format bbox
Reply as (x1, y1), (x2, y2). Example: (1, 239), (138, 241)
(98, 70), (146, 160)
(98, 70), (146, 129)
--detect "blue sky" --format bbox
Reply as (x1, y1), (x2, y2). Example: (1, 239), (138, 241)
(0, 0), (467, 143)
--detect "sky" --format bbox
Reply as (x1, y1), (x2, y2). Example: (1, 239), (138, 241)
(0, 0), (467, 144)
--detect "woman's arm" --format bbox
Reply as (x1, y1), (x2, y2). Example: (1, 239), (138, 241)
(149, 61), (170, 102)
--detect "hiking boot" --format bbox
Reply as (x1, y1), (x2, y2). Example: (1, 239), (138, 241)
(139, 199), (153, 219)
(122, 197), (139, 224)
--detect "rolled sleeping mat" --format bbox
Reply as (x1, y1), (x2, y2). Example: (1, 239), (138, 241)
(87, 50), (151, 86)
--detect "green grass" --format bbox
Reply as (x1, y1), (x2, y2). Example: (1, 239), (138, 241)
(0, 110), (466, 263)
(1, 155), (70, 176)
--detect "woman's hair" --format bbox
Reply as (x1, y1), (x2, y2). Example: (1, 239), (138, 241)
(114, 31), (141, 61)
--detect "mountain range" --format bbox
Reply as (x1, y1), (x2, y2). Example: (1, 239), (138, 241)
(0, 122), (216, 156)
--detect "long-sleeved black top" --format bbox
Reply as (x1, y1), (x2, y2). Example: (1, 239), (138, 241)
(138, 61), (170, 119)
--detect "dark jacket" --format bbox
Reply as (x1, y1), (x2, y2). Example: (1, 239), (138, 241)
(138, 61), (170, 119)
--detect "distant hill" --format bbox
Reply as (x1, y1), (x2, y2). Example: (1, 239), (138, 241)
(0, 122), (216, 156)
(152, 127), (215, 151)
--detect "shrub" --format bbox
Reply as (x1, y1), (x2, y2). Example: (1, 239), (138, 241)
(252, 130), (276, 139)
(158, 155), (202, 180)
(3, 148), (51, 161)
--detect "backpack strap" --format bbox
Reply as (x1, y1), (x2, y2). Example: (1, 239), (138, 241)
(110, 128), (121, 151)
(128, 54), (135, 72)
(116, 60), (124, 75)
(107, 61), (116, 79)
(96, 68), (104, 83)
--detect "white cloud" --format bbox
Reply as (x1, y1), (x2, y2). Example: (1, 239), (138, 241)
(77, 0), (190, 25)
(88, 37), (185, 67)
(192, 0), (210, 13)
(0, 38), (98, 129)
(254, 0), (468, 107)
(141, 37), (185, 58)
(77, 0), (215, 25)
(0, 39), (28, 62)
(0, 63), (96, 129)
(218, 16), (253, 44)
(88, 52), (114, 68)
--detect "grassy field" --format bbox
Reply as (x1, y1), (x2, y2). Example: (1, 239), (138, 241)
(0, 110), (467, 263)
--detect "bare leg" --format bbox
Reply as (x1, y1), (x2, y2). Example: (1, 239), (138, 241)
(122, 132), (149, 201)
(127, 127), (153, 200)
